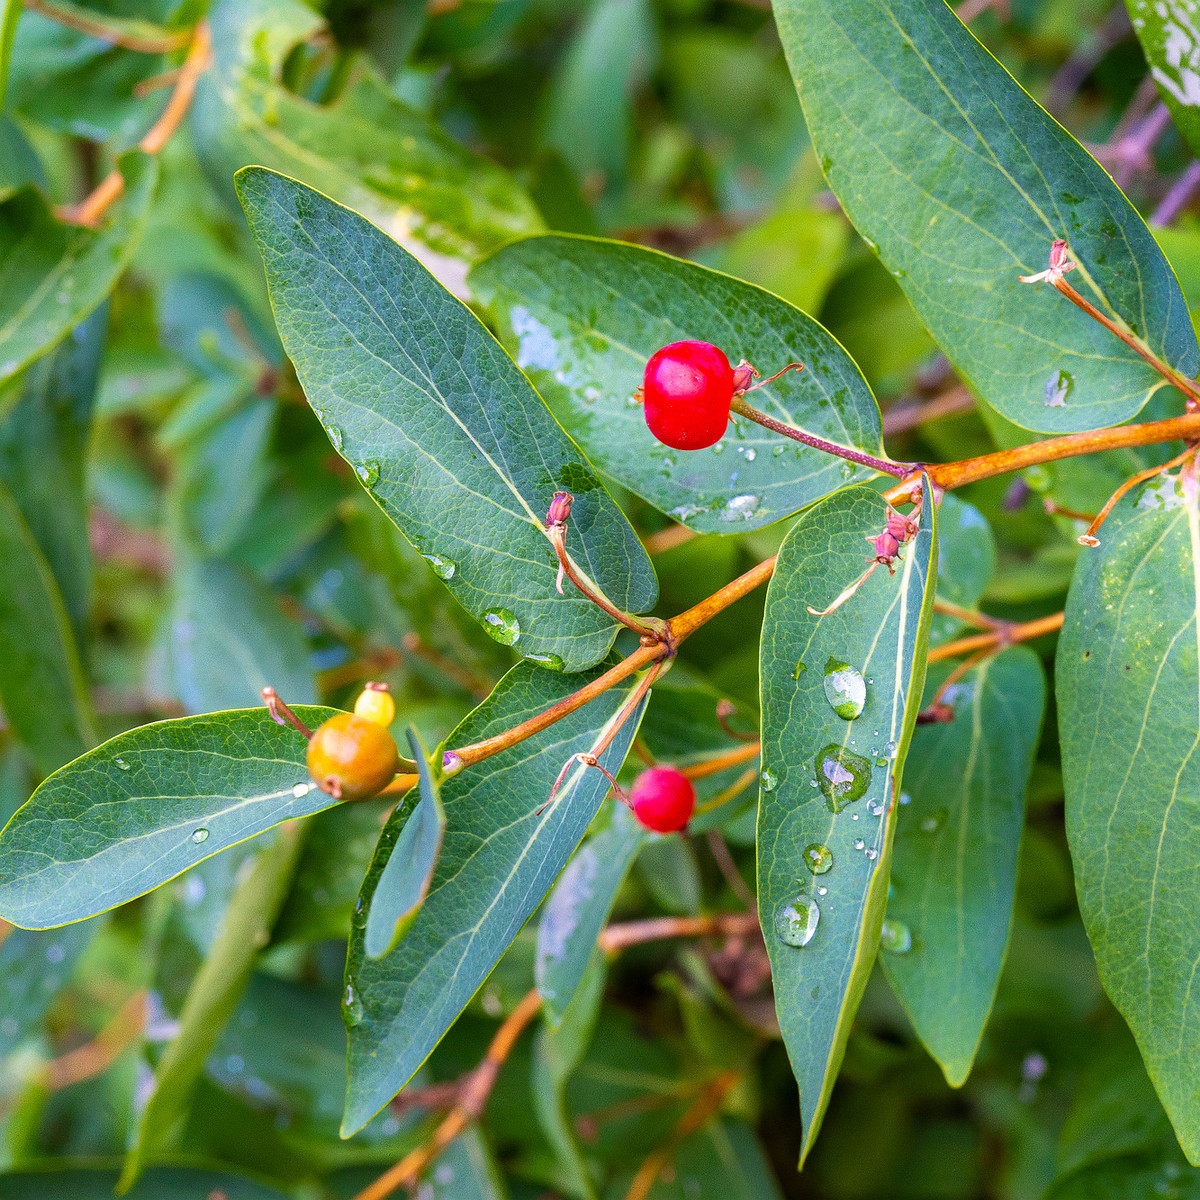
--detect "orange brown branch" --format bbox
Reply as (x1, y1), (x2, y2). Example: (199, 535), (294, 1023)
(927, 611), (1065, 663)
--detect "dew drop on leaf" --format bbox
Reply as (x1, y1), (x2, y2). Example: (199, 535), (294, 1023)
(191, 828), (210, 844)
(342, 981), (364, 1025)
(853, 837), (865, 850)
(356, 460), (381, 487)
(114, 758), (130, 771)
(774, 895), (820, 947)
(422, 553), (456, 580)
(525, 652), (564, 671)
(760, 768), (778, 792)
(823, 657), (866, 719)
(880, 918), (912, 954)
(1043, 370), (1074, 408)
(352, 898), (367, 930)
(327, 425), (344, 453)
(803, 843), (833, 874)
(481, 608), (520, 645)
(292, 782), (312, 798)
(814, 744), (873, 811)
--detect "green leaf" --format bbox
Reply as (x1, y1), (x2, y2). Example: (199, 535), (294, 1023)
(0, 150), (156, 387)
(0, 0), (20, 115)
(757, 480), (936, 1163)
(0, 1168), (289, 1199)
(0, 304), (105, 644)
(533, 951), (606, 1200)
(363, 727), (445, 959)
(471, 234), (887, 533)
(928, 494), (996, 646)
(194, 0), (541, 266)
(882, 646), (1045, 1086)
(342, 659), (650, 1134)
(1128, 3), (1200, 161)
(169, 555), (316, 713)
(536, 803), (644, 1024)
(0, 706), (340, 929)
(1045, 1155), (1200, 1200)
(119, 820), (306, 1191)
(0, 474), (96, 776)
(237, 169), (656, 673)
(1058, 467), (1200, 1163)
(772, 0), (1198, 434)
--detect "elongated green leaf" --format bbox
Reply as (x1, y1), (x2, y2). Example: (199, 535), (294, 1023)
(0, 474), (95, 776)
(363, 727), (445, 959)
(773, 0), (1198, 434)
(194, 0), (541, 269)
(536, 802), (643, 1024)
(0, 706), (340, 929)
(0, 0), (20, 115)
(471, 235), (887, 532)
(237, 168), (656, 673)
(342, 660), (649, 1134)
(1046, 1155), (1200, 1200)
(883, 646), (1045, 1086)
(0, 150), (156, 386)
(0, 304), (105, 644)
(119, 820), (305, 1191)
(1059, 468), (1200, 1163)
(1128, 2), (1200, 160)
(0, 1168), (289, 1199)
(758, 481), (936, 1163)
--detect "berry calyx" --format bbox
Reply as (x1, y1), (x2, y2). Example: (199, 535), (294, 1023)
(307, 713), (400, 801)
(629, 766), (696, 833)
(641, 340), (734, 450)
(354, 681), (396, 727)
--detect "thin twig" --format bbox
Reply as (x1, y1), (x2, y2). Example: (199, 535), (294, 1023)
(705, 831), (756, 909)
(643, 524), (697, 555)
(1078, 445), (1199, 546)
(927, 612), (1065, 663)
(932, 599), (1006, 631)
(882, 385), (974, 436)
(679, 741), (761, 781)
(25, 0), (190, 52)
(1153, 160), (1200, 226)
(41, 991), (147, 1091)
(694, 766), (759, 815)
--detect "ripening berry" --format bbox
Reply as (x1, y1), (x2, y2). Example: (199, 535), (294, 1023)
(641, 340), (734, 450)
(629, 766), (696, 833)
(307, 713), (400, 801)
(354, 683), (396, 727)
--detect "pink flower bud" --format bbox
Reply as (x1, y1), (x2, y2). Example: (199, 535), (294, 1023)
(546, 491), (573, 527)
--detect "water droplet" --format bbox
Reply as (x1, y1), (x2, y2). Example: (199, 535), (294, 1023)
(422, 554), (456, 580)
(742, 447), (757, 462)
(114, 758), (130, 771)
(760, 769), (778, 792)
(525, 652), (564, 671)
(803, 843), (833, 874)
(481, 608), (520, 646)
(899, 792), (912, 805)
(814, 744), (873, 812)
(920, 807), (948, 834)
(823, 657), (866, 719)
(292, 782), (312, 799)
(839, 461), (855, 478)
(356, 460), (381, 487)
(883, 740), (897, 757)
(816, 885), (827, 896)
(1044, 370), (1074, 408)
(853, 837), (865, 850)
(774, 895), (820, 947)
(352, 898), (367, 929)
(880, 918), (912, 954)
(865, 848), (877, 860)
(792, 660), (807, 680)
(191, 828), (210, 844)
(328, 425), (344, 453)
(719, 493), (761, 522)
(342, 981), (364, 1025)
(773, 445), (785, 456)
(711, 441), (725, 455)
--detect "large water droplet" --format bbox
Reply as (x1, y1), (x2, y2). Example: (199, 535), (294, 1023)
(880, 918), (912, 954)
(823, 657), (866, 719)
(774, 895), (820, 947)
(814, 744), (873, 812)
(481, 608), (520, 645)
(760, 769), (778, 792)
(356, 460), (381, 487)
(292, 782), (312, 799)
(328, 425), (344, 453)
(525, 652), (564, 671)
(1044, 370), (1074, 408)
(719, 493), (761, 522)
(191, 828), (210, 844)
(422, 554), (456, 580)
(803, 843), (833, 874)
(114, 758), (130, 771)
(342, 981), (364, 1025)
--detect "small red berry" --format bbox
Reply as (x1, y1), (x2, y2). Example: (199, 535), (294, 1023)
(629, 766), (696, 833)
(641, 340), (734, 450)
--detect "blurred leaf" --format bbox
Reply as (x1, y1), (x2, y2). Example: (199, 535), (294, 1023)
(883, 646), (1045, 1086)
(194, 0), (542, 267)
(0, 0), (19, 115)
(472, 235), (887, 532)
(363, 727), (445, 959)
(927, 494), (996, 645)
(534, 952), (606, 1200)
(238, 169), (656, 673)
(0, 305), (105, 645)
(758, 481), (935, 1163)
(0, 1167), (289, 1199)
(0, 115), (43, 203)
(119, 820), (306, 1191)
(169, 555), (316, 714)
(1059, 468), (1200, 1163)
(1045, 1154), (1200, 1199)
(1127, 2), (1200, 160)
(0, 474), (96, 776)
(774, 0), (1198, 433)
(0, 150), (156, 387)
(0, 706), (339, 929)
(636, 835), (702, 916)
(536, 803), (644, 1024)
(343, 660), (649, 1134)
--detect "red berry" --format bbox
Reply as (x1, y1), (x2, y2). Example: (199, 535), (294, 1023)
(629, 766), (696, 833)
(642, 340), (734, 450)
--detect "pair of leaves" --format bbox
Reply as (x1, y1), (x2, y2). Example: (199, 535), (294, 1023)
(758, 482), (936, 1162)
(237, 167), (656, 673)
(772, 0), (1198, 434)
(1059, 468), (1200, 1164)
